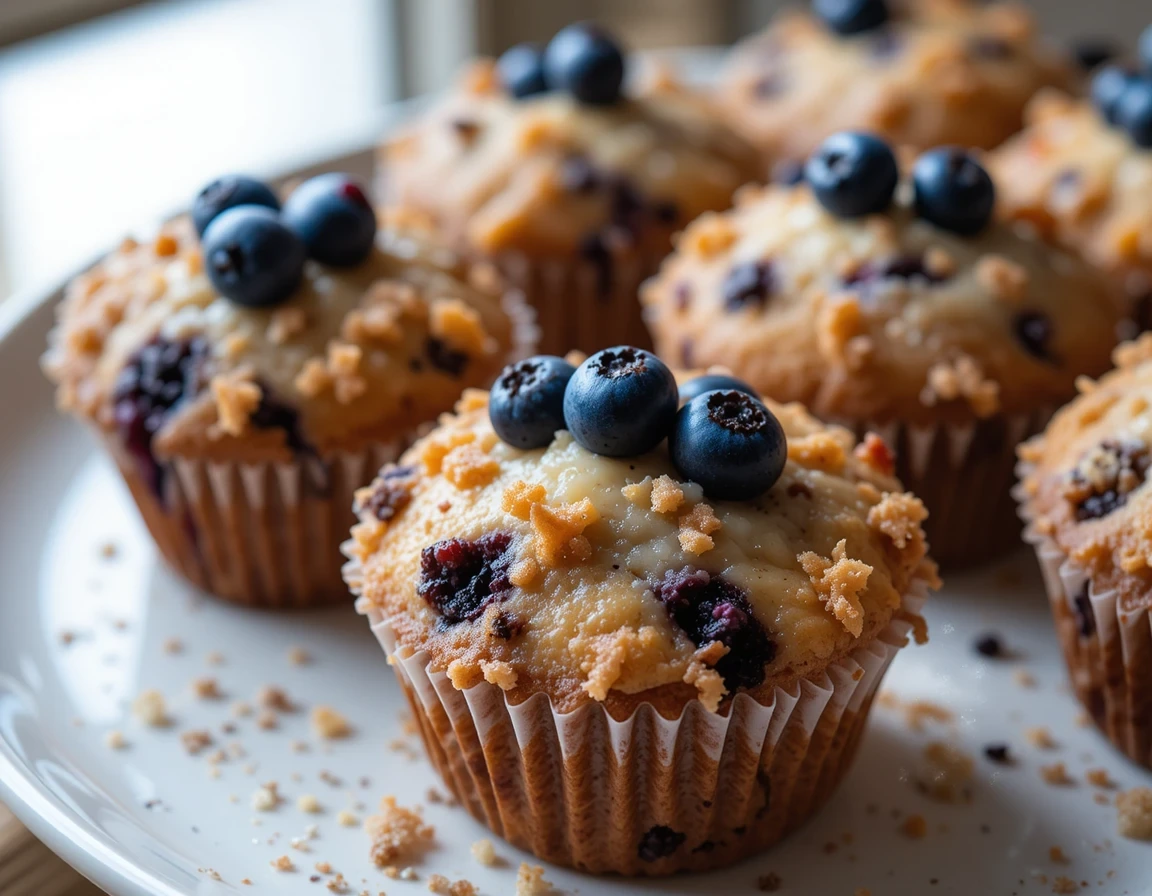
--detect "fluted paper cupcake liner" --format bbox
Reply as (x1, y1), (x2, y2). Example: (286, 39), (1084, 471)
(350, 577), (929, 875)
(1017, 474), (1152, 769)
(855, 407), (1053, 569)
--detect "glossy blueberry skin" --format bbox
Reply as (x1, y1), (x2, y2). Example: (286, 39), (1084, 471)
(678, 374), (757, 404)
(1092, 65), (1139, 125)
(669, 390), (787, 501)
(191, 175), (280, 237)
(1117, 78), (1152, 148)
(202, 206), (306, 308)
(498, 43), (549, 98)
(281, 173), (377, 267)
(489, 356), (576, 449)
(544, 23), (626, 106)
(814, 0), (890, 36)
(563, 346), (678, 457)
(912, 148), (996, 236)
(805, 131), (899, 218)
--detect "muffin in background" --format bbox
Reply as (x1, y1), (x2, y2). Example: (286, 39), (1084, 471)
(1017, 334), (1152, 770)
(991, 72), (1152, 331)
(642, 134), (1121, 567)
(377, 23), (764, 356)
(43, 174), (531, 608)
(718, 0), (1070, 174)
(345, 347), (937, 875)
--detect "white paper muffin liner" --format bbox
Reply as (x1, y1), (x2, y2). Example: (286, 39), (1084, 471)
(348, 571), (930, 875)
(852, 406), (1054, 568)
(1016, 468), (1152, 768)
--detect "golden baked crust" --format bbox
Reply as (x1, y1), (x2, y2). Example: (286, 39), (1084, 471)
(717, 0), (1070, 164)
(641, 182), (1120, 425)
(991, 90), (1152, 317)
(349, 388), (937, 717)
(43, 219), (521, 463)
(377, 61), (764, 260)
(1019, 335), (1152, 613)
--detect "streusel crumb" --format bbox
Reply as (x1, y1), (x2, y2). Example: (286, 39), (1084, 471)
(677, 502), (722, 555)
(470, 839), (498, 867)
(132, 690), (169, 727)
(365, 796), (435, 866)
(530, 499), (600, 566)
(1116, 788), (1152, 840)
(799, 539), (873, 637)
(514, 863), (554, 896)
(650, 475), (685, 514)
(311, 706), (352, 739)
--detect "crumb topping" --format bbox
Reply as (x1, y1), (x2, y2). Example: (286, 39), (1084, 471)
(799, 540), (874, 638)
(365, 796), (435, 866)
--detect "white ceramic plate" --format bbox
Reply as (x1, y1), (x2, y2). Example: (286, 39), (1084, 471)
(3, 150), (1152, 896)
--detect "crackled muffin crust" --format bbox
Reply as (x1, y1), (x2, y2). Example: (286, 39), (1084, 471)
(43, 218), (522, 465)
(641, 182), (1120, 426)
(348, 388), (935, 717)
(377, 61), (764, 262)
(991, 91), (1152, 322)
(1019, 336), (1152, 613)
(718, 0), (1070, 167)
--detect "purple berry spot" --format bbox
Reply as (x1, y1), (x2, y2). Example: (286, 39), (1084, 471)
(1013, 311), (1057, 364)
(112, 337), (210, 498)
(1066, 439), (1152, 521)
(722, 261), (776, 311)
(637, 825), (686, 862)
(426, 338), (469, 377)
(359, 465), (418, 522)
(249, 388), (312, 455)
(843, 254), (950, 289)
(651, 568), (776, 691)
(489, 611), (526, 640)
(418, 533), (516, 625)
(673, 281), (693, 311)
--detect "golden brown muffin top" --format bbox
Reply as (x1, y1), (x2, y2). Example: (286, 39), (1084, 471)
(347, 386), (936, 717)
(641, 181), (1121, 426)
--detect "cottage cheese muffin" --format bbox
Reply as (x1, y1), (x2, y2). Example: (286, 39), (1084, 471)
(643, 134), (1120, 566)
(991, 80), (1152, 329)
(44, 173), (529, 607)
(1017, 335), (1152, 770)
(377, 23), (763, 355)
(717, 0), (1070, 172)
(346, 346), (936, 874)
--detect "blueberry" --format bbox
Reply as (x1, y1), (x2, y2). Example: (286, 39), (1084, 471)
(678, 374), (757, 403)
(191, 175), (279, 237)
(202, 206), (306, 308)
(1141, 24), (1152, 74)
(489, 356), (576, 449)
(1091, 65), (1137, 125)
(912, 148), (995, 235)
(806, 131), (899, 218)
(544, 23), (626, 106)
(498, 43), (549, 99)
(281, 173), (377, 267)
(814, 0), (890, 36)
(1117, 78), (1152, 148)
(563, 346), (678, 457)
(1071, 38), (1117, 73)
(669, 390), (787, 500)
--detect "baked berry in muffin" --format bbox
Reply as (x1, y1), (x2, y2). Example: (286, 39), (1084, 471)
(1017, 334), (1152, 769)
(43, 173), (530, 607)
(991, 55), (1152, 331)
(642, 133), (1121, 566)
(345, 346), (937, 875)
(717, 0), (1070, 174)
(377, 23), (763, 356)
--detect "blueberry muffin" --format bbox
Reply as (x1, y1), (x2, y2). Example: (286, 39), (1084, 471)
(377, 23), (763, 356)
(717, 0), (1070, 174)
(642, 133), (1121, 566)
(990, 55), (1152, 330)
(1017, 334), (1152, 770)
(345, 346), (937, 875)
(43, 173), (530, 607)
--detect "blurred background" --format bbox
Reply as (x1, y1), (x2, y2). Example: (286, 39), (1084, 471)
(0, 0), (1147, 301)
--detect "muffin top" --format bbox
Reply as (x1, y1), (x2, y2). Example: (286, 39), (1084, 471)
(991, 90), (1152, 316)
(377, 59), (763, 260)
(1019, 335), (1152, 613)
(641, 153), (1120, 426)
(348, 379), (935, 718)
(43, 214), (522, 465)
(717, 0), (1070, 167)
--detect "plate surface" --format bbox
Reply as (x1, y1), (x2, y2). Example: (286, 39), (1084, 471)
(2, 163), (1152, 896)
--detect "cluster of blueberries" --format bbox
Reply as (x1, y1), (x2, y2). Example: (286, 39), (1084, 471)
(497, 22), (627, 106)
(192, 173), (378, 309)
(488, 347), (788, 501)
(805, 131), (995, 236)
(1091, 26), (1152, 148)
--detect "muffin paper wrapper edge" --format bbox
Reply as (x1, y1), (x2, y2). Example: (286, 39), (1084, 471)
(346, 559), (930, 874)
(1015, 465), (1152, 768)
